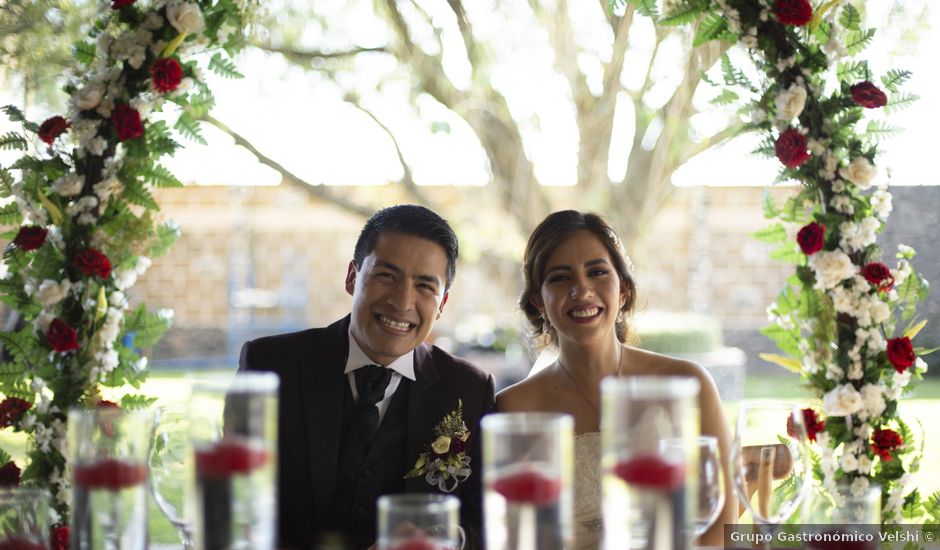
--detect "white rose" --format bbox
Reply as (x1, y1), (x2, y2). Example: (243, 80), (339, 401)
(113, 269), (138, 290)
(810, 250), (859, 290)
(823, 384), (863, 416)
(856, 455), (873, 475)
(51, 174), (83, 197)
(859, 384), (886, 419)
(74, 83), (105, 110)
(869, 301), (890, 324)
(871, 189), (893, 219)
(839, 452), (858, 472)
(36, 279), (71, 308)
(850, 476), (870, 497)
(775, 83), (807, 120)
(93, 176), (123, 201)
(167, 3), (205, 34)
(840, 157), (877, 189)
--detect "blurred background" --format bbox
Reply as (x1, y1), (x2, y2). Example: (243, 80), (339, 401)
(1, 0), (938, 400)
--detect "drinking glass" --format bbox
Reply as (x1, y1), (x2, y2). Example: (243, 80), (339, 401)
(0, 486), (49, 550)
(663, 435), (725, 538)
(482, 413), (573, 550)
(376, 494), (462, 550)
(190, 372), (278, 550)
(731, 402), (810, 541)
(601, 376), (700, 550)
(802, 481), (880, 550)
(68, 407), (154, 550)
(149, 404), (194, 549)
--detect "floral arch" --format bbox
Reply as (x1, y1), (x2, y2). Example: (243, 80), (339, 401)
(0, 0), (935, 535)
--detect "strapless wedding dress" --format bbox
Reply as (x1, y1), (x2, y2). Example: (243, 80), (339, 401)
(574, 431), (602, 549)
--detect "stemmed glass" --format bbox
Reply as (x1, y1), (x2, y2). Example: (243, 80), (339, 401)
(731, 402), (810, 542)
(663, 435), (725, 538)
(149, 405), (194, 549)
(0, 487), (49, 550)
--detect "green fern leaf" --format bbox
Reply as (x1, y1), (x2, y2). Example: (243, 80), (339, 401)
(1, 105), (25, 122)
(0, 132), (27, 151)
(208, 53), (244, 79)
(142, 164), (183, 188)
(0, 203), (22, 226)
(122, 179), (160, 210)
(174, 112), (207, 145)
(845, 29), (876, 56)
(149, 221), (181, 258)
(710, 89), (739, 106)
(751, 223), (787, 244)
(885, 92), (918, 114)
(720, 53), (754, 90)
(693, 12), (728, 47)
(72, 41), (97, 67)
(839, 3), (861, 31)
(881, 69), (911, 93)
(658, 0), (707, 26)
(120, 394), (158, 410)
(865, 120), (900, 140)
(836, 61), (867, 82)
(187, 90), (216, 118)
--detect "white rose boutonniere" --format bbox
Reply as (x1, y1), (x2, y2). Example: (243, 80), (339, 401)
(167, 2), (205, 35)
(405, 400), (472, 492)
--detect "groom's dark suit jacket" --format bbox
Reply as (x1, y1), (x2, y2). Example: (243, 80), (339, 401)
(239, 315), (495, 550)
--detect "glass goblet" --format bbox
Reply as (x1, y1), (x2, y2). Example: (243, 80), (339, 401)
(0, 486), (49, 550)
(731, 402), (810, 542)
(149, 405), (194, 549)
(663, 435), (725, 538)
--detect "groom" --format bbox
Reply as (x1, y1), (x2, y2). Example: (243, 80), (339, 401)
(239, 204), (495, 549)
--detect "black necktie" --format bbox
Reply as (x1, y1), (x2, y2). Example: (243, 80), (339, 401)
(354, 365), (392, 448)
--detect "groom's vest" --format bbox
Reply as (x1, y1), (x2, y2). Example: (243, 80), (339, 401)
(331, 378), (411, 547)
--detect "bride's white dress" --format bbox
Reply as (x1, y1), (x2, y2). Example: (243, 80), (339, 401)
(573, 431), (602, 549)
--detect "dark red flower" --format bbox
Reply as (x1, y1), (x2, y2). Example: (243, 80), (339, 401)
(787, 408), (826, 443)
(773, 0), (812, 26)
(47, 318), (80, 353)
(850, 81), (888, 109)
(0, 397), (31, 428)
(886, 337), (915, 374)
(111, 0), (135, 8)
(449, 437), (467, 454)
(797, 222), (825, 255)
(0, 461), (21, 486)
(96, 399), (120, 409)
(12, 225), (48, 251)
(861, 262), (894, 292)
(775, 128), (810, 168)
(111, 103), (144, 142)
(151, 58), (184, 93)
(871, 428), (903, 461)
(73, 248), (112, 279)
(38, 116), (69, 145)
(50, 525), (69, 550)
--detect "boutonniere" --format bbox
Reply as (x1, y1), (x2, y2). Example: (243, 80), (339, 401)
(404, 399), (472, 492)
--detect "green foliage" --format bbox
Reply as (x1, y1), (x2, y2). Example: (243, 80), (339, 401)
(120, 393), (158, 410)
(710, 88), (739, 106)
(693, 12), (729, 48)
(123, 305), (173, 349)
(885, 92), (918, 114)
(72, 40), (96, 67)
(208, 52), (244, 78)
(839, 4), (862, 31)
(174, 112), (207, 145)
(0, 132), (27, 151)
(865, 120), (900, 141)
(837, 60), (868, 83)
(845, 28), (876, 56)
(149, 221), (181, 258)
(751, 223), (787, 245)
(141, 164), (183, 188)
(0, 202), (23, 226)
(658, 0), (708, 26)
(881, 69), (912, 93)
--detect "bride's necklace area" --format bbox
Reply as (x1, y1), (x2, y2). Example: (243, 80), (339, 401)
(556, 349), (624, 417)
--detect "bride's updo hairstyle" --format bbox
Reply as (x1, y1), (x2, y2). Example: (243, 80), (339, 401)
(520, 210), (638, 347)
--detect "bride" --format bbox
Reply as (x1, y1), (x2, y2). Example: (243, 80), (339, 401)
(496, 210), (736, 548)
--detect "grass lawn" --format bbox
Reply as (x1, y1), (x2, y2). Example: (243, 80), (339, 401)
(1, 369), (937, 542)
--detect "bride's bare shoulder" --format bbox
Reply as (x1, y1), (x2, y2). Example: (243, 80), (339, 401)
(623, 346), (706, 378)
(495, 366), (559, 412)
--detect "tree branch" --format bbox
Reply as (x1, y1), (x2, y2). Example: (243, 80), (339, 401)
(199, 114), (375, 218)
(444, 0), (481, 68)
(342, 94), (437, 207)
(251, 41), (389, 60)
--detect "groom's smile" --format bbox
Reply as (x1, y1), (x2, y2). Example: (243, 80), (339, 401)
(346, 231), (450, 366)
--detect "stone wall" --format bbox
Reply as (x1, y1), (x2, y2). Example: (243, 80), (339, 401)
(132, 183), (939, 372)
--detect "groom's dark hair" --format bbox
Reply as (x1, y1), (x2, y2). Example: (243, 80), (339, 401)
(353, 204), (459, 290)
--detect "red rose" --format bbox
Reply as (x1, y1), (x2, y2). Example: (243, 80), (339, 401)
(0, 397), (31, 428)
(151, 58), (184, 93)
(861, 262), (894, 292)
(797, 222), (825, 255)
(773, 0), (812, 26)
(47, 318), (80, 353)
(787, 408), (825, 443)
(73, 248), (112, 278)
(96, 399), (120, 408)
(449, 436), (467, 454)
(0, 461), (21, 486)
(111, 0), (135, 8)
(885, 337), (915, 373)
(51, 525), (69, 550)
(38, 116), (69, 145)
(12, 225), (48, 251)
(850, 81), (888, 109)
(871, 428), (903, 461)
(775, 128), (810, 168)
(111, 103), (144, 141)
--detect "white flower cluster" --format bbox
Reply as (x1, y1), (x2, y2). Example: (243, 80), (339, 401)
(809, 250), (858, 290)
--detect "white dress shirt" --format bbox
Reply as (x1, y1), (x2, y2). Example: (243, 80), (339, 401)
(344, 328), (416, 426)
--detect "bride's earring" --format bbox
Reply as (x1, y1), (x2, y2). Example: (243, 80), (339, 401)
(540, 311), (551, 334)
